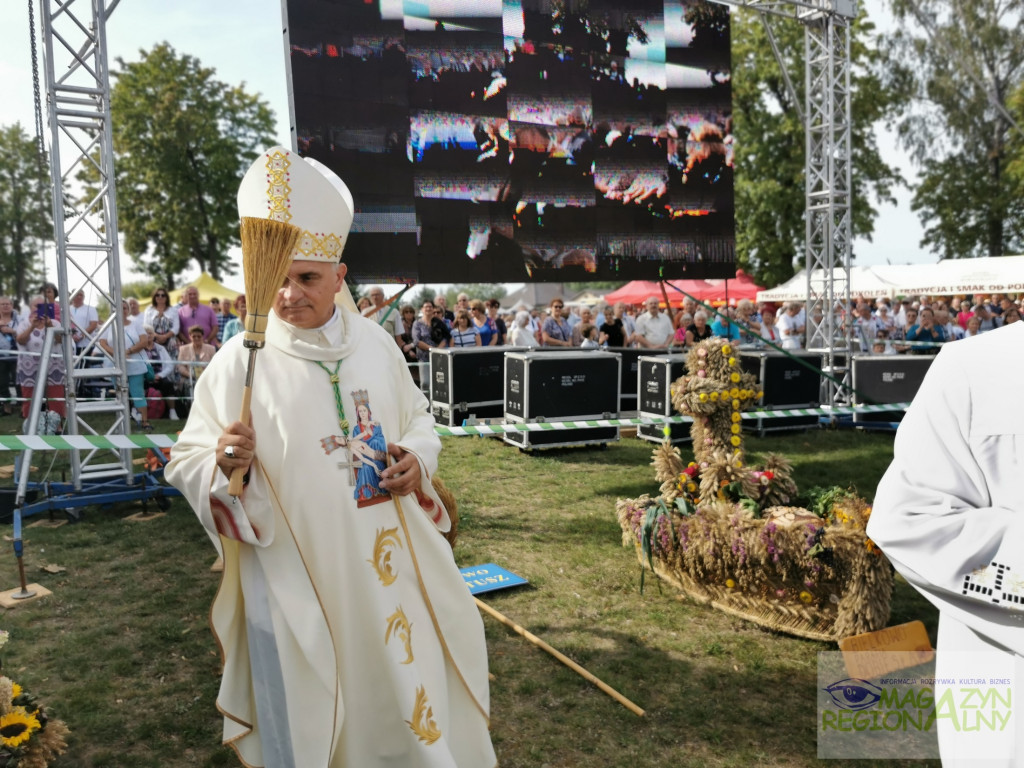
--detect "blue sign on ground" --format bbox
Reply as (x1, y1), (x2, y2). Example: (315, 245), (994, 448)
(459, 563), (528, 596)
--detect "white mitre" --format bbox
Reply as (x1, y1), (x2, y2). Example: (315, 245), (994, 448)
(237, 146), (358, 311)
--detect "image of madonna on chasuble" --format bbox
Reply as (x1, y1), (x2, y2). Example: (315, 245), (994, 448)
(166, 146), (496, 768)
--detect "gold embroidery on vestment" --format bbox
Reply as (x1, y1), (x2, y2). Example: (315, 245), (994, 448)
(368, 527), (402, 586)
(294, 230), (344, 261)
(385, 606), (414, 664)
(405, 685), (441, 745)
(264, 150), (293, 223)
(393, 494), (490, 724)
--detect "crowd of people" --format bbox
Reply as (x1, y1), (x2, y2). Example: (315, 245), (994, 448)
(0, 284), (246, 432)
(385, 293), (792, 361)
(5, 283), (1021, 427)
(378, 290), (1024, 394)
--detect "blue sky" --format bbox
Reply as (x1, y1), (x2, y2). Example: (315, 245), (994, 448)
(0, 0), (931, 292)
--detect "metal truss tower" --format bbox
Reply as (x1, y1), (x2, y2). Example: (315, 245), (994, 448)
(715, 0), (856, 406)
(803, 3), (854, 406)
(37, 0), (134, 488)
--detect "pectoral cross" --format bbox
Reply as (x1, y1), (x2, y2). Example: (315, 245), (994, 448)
(320, 433), (356, 486)
(337, 448), (358, 486)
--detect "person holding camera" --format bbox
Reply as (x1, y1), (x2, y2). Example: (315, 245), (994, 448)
(411, 299), (449, 361)
(15, 294), (66, 421)
(905, 306), (946, 354)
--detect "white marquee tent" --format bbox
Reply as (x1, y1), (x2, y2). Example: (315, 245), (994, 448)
(757, 266), (900, 302)
(756, 256), (1024, 302)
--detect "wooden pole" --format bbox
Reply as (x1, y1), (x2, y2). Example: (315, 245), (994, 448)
(475, 598), (645, 717)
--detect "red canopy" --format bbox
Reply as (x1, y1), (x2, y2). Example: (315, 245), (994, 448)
(604, 279), (712, 308)
(698, 269), (764, 305)
(604, 271), (765, 307)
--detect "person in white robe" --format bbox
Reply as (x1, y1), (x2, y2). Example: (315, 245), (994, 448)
(166, 147), (496, 768)
(869, 321), (1024, 767)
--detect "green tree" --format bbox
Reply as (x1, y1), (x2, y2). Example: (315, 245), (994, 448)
(883, 0), (1024, 259)
(446, 284), (508, 306)
(84, 43), (275, 287)
(564, 281), (623, 292)
(121, 279), (160, 302)
(731, 7), (901, 287)
(407, 286), (438, 308)
(0, 123), (51, 302)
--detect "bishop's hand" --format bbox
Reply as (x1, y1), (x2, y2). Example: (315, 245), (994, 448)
(379, 443), (421, 496)
(217, 420), (256, 480)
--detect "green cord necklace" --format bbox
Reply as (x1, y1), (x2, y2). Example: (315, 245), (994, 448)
(313, 359), (349, 435)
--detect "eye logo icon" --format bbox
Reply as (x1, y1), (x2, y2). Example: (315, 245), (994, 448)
(823, 679), (882, 711)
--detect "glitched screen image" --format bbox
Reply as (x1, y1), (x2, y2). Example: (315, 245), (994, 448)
(286, 0), (734, 282)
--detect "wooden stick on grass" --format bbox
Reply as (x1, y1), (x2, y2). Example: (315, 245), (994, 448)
(474, 597), (645, 717)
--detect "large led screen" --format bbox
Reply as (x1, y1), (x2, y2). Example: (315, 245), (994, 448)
(286, 0), (735, 282)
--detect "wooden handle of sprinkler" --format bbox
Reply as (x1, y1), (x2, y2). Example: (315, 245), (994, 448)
(228, 348), (258, 497)
(474, 598), (645, 717)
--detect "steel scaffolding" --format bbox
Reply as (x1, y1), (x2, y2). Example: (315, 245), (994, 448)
(715, 0), (857, 406)
(804, 8), (853, 405)
(37, 0), (134, 491)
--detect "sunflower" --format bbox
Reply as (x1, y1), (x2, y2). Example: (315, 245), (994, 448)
(9, 682), (21, 700)
(0, 707), (41, 748)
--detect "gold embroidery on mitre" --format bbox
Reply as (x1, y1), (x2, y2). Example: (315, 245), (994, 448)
(405, 685), (441, 745)
(293, 230), (344, 262)
(384, 606), (414, 664)
(368, 527), (403, 586)
(264, 150), (293, 223)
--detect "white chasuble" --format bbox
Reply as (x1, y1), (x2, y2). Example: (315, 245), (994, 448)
(870, 322), (1024, 767)
(167, 309), (495, 768)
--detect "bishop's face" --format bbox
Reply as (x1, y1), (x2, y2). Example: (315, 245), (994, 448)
(274, 260), (347, 329)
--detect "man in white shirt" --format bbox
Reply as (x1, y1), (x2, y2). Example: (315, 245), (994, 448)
(127, 297), (147, 334)
(776, 302), (805, 350)
(853, 302), (879, 352)
(69, 290), (99, 356)
(365, 285), (397, 340)
(630, 296), (674, 348)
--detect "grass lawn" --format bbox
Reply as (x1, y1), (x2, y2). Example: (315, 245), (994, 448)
(0, 417), (938, 767)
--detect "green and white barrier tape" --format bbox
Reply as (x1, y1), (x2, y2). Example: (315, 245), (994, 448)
(433, 402), (909, 436)
(0, 402), (911, 449)
(0, 434), (178, 451)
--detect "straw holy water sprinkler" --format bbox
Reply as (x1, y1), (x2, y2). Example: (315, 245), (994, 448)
(227, 216), (301, 497)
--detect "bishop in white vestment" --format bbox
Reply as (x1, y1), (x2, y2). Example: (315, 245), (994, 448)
(166, 146), (496, 768)
(869, 322), (1024, 766)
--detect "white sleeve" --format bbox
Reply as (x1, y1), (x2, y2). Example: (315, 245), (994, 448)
(868, 341), (1024, 653)
(165, 350), (276, 552)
